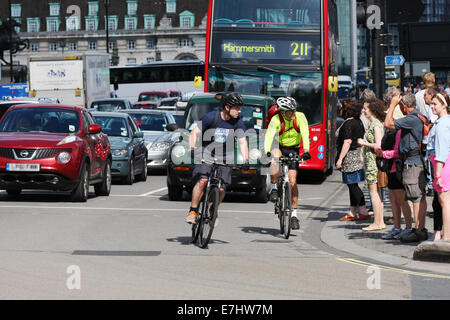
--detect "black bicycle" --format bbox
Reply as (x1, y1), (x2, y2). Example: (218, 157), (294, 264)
(191, 160), (234, 248)
(273, 153), (300, 239)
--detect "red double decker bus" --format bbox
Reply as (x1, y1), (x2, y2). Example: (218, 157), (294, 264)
(204, 0), (339, 176)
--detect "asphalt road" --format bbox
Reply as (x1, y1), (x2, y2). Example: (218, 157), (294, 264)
(0, 170), (449, 300)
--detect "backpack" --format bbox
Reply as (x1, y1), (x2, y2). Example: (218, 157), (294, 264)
(415, 113), (433, 138)
(266, 105), (300, 134)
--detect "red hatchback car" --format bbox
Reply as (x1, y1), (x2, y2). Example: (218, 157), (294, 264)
(0, 104), (112, 202)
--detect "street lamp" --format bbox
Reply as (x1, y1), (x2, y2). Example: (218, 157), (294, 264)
(104, 0), (110, 53)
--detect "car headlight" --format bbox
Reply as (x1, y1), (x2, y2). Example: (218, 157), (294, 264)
(112, 149), (127, 157)
(56, 151), (71, 164)
(57, 135), (81, 146)
(149, 142), (170, 152)
(171, 145), (186, 158)
(249, 149), (262, 161)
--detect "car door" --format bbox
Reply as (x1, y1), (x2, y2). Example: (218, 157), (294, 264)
(82, 111), (102, 180)
(127, 116), (145, 171)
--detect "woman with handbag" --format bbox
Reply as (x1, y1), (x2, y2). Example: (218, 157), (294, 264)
(375, 127), (413, 240)
(336, 101), (370, 221)
(358, 99), (386, 231)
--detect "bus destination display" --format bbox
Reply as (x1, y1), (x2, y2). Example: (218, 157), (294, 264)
(221, 40), (312, 61)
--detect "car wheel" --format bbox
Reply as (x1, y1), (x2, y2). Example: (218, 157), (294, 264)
(136, 156), (148, 182)
(168, 181), (183, 201)
(71, 162), (90, 202)
(125, 157), (135, 185)
(6, 189), (21, 195)
(94, 160), (111, 196)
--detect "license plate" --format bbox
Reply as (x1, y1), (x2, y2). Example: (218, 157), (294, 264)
(6, 163), (40, 172)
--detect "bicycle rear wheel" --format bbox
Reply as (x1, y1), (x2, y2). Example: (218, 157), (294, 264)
(282, 181), (292, 239)
(198, 186), (220, 248)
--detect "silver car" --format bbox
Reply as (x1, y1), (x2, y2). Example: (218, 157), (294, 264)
(119, 109), (178, 170)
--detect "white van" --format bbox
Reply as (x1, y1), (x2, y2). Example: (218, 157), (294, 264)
(338, 75), (353, 89)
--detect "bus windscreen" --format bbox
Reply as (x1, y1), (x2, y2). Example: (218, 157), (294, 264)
(213, 0), (321, 29)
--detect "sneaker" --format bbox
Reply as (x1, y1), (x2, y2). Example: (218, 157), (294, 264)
(394, 228), (412, 240)
(291, 216), (300, 230)
(269, 189), (278, 203)
(400, 228), (429, 243)
(382, 228), (402, 240)
(185, 210), (198, 225)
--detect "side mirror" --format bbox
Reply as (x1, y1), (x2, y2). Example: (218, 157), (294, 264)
(134, 131), (144, 138)
(88, 124), (102, 134)
(166, 123), (178, 132)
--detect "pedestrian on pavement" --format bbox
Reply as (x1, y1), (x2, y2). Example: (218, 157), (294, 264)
(384, 92), (429, 243)
(359, 89), (376, 131)
(336, 102), (370, 221)
(358, 98), (386, 231)
(427, 91), (450, 241)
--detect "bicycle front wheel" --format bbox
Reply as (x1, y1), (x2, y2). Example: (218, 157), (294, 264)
(282, 181), (292, 239)
(198, 186), (220, 248)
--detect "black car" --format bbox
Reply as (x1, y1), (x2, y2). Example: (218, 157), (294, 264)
(167, 93), (275, 203)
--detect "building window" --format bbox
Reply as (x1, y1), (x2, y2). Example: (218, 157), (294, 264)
(85, 18), (98, 31)
(66, 16), (79, 31)
(88, 2), (99, 16)
(146, 39), (155, 49)
(144, 15), (155, 29)
(125, 17), (137, 30)
(127, 1), (138, 15)
(46, 18), (59, 32)
(11, 4), (22, 17)
(49, 42), (58, 52)
(166, 0), (176, 13)
(179, 38), (193, 47)
(49, 3), (60, 16)
(106, 16), (118, 30)
(147, 57), (154, 63)
(179, 11), (194, 28)
(88, 41), (97, 51)
(127, 58), (137, 64)
(108, 41), (116, 52)
(69, 41), (78, 51)
(128, 40), (136, 50)
(29, 42), (39, 52)
(27, 18), (40, 33)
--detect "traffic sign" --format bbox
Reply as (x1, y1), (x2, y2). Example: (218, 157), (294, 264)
(385, 55), (405, 66)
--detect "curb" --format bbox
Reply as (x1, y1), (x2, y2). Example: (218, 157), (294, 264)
(319, 184), (450, 276)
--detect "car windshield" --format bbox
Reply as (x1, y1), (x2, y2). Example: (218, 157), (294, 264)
(128, 113), (167, 131)
(0, 108), (80, 133)
(92, 101), (126, 111)
(185, 102), (265, 131)
(139, 93), (167, 101)
(94, 116), (129, 137)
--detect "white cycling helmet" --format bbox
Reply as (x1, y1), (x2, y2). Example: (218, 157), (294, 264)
(276, 97), (297, 111)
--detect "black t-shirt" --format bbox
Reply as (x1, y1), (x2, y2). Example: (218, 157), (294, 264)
(337, 118), (365, 155)
(198, 109), (247, 161)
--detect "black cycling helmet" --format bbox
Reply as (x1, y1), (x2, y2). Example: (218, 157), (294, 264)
(277, 97), (297, 111)
(218, 92), (244, 108)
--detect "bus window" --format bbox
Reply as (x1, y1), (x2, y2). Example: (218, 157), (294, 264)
(213, 0), (321, 28)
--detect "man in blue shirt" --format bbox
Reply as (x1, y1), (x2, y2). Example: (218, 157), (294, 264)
(385, 92), (428, 243)
(186, 92), (249, 226)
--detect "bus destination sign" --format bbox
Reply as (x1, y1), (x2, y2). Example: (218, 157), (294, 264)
(221, 40), (312, 61)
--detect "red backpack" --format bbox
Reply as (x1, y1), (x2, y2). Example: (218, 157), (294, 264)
(415, 113), (433, 137)
(266, 105), (300, 134)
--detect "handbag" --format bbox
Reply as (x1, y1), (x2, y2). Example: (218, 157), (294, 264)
(395, 158), (404, 182)
(377, 170), (388, 188)
(376, 157), (393, 173)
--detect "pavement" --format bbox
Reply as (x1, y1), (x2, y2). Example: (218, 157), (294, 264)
(319, 175), (450, 276)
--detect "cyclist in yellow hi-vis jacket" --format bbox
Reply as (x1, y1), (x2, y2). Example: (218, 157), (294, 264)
(264, 97), (311, 230)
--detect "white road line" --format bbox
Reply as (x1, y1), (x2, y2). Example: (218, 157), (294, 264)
(138, 187), (168, 197)
(0, 205), (273, 214)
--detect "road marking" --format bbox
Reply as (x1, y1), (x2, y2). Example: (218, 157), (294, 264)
(338, 258), (450, 280)
(138, 187), (167, 197)
(0, 205), (273, 214)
